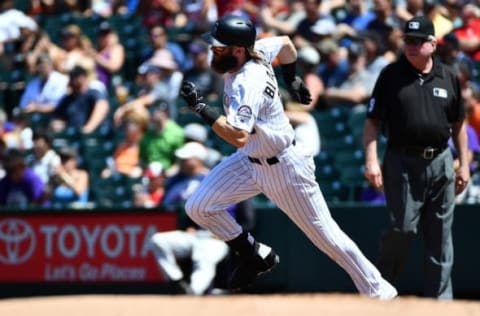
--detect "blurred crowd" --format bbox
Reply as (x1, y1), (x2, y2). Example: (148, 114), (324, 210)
(1, 0), (480, 209)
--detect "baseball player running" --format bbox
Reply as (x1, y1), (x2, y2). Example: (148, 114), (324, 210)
(180, 14), (397, 299)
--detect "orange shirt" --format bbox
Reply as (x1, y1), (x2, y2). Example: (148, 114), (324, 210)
(114, 143), (139, 175)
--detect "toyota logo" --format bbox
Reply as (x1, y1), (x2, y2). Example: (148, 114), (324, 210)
(0, 219), (36, 265)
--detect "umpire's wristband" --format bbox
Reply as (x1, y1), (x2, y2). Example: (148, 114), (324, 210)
(196, 103), (221, 126)
(280, 61), (297, 84)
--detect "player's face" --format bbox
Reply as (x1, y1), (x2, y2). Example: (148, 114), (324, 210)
(210, 46), (239, 74)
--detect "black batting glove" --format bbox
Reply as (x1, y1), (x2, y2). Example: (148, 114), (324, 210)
(180, 81), (205, 112)
(286, 76), (312, 105)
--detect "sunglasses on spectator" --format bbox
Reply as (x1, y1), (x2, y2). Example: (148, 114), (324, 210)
(404, 37), (430, 46)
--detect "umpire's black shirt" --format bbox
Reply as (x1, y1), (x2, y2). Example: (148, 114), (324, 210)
(367, 55), (464, 147)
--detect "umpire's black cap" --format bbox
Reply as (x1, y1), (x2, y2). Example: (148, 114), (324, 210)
(202, 14), (256, 48)
(404, 16), (435, 39)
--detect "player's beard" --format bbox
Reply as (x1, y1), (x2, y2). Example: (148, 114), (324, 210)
(211, 53), (238, 74)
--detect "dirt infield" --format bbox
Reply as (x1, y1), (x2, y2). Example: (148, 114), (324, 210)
(1, 294), (480, 316)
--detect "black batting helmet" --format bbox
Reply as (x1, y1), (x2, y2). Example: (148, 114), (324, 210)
(202, 15), (256, 48)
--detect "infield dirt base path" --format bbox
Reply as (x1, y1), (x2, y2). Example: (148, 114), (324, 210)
(1, 294), (480, 316)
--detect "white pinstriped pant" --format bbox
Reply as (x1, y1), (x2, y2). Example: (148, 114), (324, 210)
(185, 144), (393, 297)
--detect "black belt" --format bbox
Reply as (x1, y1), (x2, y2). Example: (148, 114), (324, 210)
(389, 144), (447, 160)
(248, 140), (295, 166)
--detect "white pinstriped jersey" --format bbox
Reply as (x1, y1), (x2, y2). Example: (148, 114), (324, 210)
(222, 37), (295, 158)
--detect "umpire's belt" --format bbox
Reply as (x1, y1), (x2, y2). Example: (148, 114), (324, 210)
(248, 140), (296, 165)
(389, 144), (447, 160)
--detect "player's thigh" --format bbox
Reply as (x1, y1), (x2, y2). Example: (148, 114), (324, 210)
(188, 152), (261, 209)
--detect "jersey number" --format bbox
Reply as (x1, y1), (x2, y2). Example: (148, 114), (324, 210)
(263, 81), (276, 99)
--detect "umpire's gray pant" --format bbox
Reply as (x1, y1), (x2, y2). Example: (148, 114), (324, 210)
(378, 147), (455, 299)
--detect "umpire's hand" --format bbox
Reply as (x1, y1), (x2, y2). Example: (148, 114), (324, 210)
(364, 161), (383, 191)
(286, 76), (312, 105)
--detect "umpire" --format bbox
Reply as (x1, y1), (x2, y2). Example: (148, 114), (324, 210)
(363, 16), (469, 299)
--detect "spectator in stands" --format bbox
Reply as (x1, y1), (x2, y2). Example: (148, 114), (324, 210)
(297, 45), (324, 110)
(114, 54), (182, 124)
(52, 25), (96, 75)
(0, 138), (5, 179)
(142, 25), (185, 71)
(183, 40), (223, 104)
(339, 0), (376, 34)
(394, 0), (423, 24)
(139, 101), (184, 170)
(0, 4), (38, 54)
(162, 142), (210, 210)
(359, 30), (390, 80)
(183, 123), (223, 169)
(0, 109), (8, 146)
(133, 161), (167, 208)
(139, 0), (180, 29)
(174, 0), (218, 32)
(103, 119), (146, 179)
(439, 0), (463, 29)
(19, 53), (69, 114)
(0, 148), (45, 207)
(50, 147), (89, 207)
(437, 33), (476, 74)
(91, 0), (130, 17)
(423, 0), (454, 39)
(453, 4), (480, 62)
(50, 66), (110, 134)
(260, 0), (305, 36)
(147, 51), (183, 118)
(316, 38), (349, 89)
(87, 21), (125, 89)
(366, 0), (402, 50)
(3, 111), (33, 151)
(26, 129), (60, 188)
(322, 41), (374, 109)
(466, 84), (480, 141)
(294, 0), (336, 48)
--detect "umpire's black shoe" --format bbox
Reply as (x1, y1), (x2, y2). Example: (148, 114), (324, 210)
(229, 242), (280, 291)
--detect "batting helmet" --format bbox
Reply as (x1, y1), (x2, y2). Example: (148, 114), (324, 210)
(202, 15), (256, 48)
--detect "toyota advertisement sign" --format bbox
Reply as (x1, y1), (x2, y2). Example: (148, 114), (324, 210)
(0, 212), (177, 283)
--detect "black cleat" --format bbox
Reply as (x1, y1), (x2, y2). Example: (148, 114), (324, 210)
(229, 242), (280, 291)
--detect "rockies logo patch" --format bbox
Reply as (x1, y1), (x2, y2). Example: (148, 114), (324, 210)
(237, 105), (252, 122)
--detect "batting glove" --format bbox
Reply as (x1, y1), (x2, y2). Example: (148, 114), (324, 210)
(287, 76), (312, 105)
(180, 81), (206, 112)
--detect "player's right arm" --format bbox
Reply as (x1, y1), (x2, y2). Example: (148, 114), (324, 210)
(180, 81), (250, 148)
(212, 117), (250, 148)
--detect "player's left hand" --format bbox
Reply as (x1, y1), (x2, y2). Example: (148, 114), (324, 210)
(287, 76), (312, 105)
(180, 81), (203, 109)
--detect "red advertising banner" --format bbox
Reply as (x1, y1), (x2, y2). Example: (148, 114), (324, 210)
(0, 212), (177, 283)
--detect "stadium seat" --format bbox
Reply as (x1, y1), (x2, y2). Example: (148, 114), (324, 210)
(92, 174), (134, 208)
(315, 163), (339, 182)
(51, 127), (80, 152)
(318, 180), (348, 202)
(348, 106), (367, 146)
(322, 133), (356, 153)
